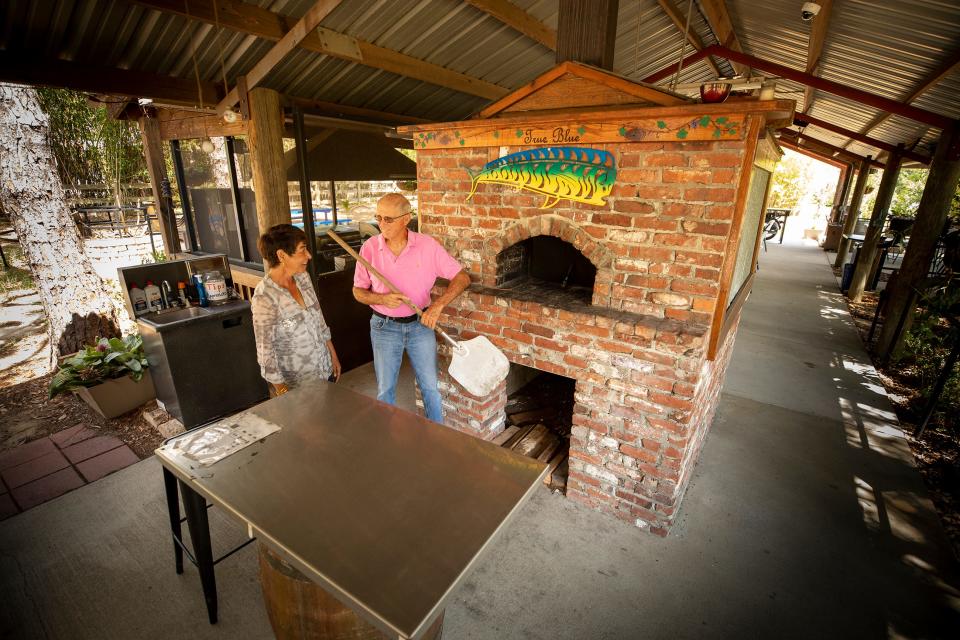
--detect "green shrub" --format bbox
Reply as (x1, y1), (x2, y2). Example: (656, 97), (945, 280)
(49, 335), (149, 397)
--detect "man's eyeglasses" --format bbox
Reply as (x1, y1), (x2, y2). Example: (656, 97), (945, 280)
(374, 212), (409, 224)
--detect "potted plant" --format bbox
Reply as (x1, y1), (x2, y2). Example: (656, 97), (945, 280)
(50, 335), (155, 419)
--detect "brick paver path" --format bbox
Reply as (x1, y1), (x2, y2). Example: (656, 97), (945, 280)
(0, 424), (140, 518)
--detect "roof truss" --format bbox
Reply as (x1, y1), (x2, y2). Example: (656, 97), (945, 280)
(129, 0), (509, 101)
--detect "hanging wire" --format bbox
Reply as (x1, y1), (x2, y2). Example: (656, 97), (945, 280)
(184, 0), (205, 111)
(670, 0), (694, 90)
(212, 0), (230, 98)
(633, 0), (644, 77)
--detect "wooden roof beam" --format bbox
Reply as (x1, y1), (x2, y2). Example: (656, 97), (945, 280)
(129, 0), (509, 101)
(655, 0), (722, 78)
(796, 113), (930, 164)
(0, 51), (221, 108)
(285, 97), (429, 125)
(779, 139), (848, 170)
(779, 130), (881, 168)
(697, 0), (748, 76)
(465, 0), (557, 49)
(705, 45), (953, 130)
(0, 50), (424, 131)
(216, 0), (342, 114)
(845, 48), (960, 148)
(802, 0), (833, 114)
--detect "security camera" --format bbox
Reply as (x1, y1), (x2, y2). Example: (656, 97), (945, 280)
(801, 2), (821, 21)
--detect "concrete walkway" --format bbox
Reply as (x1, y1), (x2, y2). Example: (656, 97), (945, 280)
(1, 241), (957, 639)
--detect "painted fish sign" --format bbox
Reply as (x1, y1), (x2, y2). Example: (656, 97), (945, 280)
(466, 146), (617, 209)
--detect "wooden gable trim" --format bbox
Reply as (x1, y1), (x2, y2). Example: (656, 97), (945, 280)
(477, 61), (688, 119)
(411, 99), (795, 133)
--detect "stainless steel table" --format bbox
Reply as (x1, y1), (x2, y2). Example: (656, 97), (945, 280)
(156, 381), (546, 639)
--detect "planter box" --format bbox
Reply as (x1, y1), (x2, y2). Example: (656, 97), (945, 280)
(74, 370), (156, 419)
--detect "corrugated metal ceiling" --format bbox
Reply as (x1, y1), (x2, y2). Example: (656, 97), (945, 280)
(1, 0), (957, 161)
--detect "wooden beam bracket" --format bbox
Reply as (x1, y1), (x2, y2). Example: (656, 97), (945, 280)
(315, 26), (363, 61)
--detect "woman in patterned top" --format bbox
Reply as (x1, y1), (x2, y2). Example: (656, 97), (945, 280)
(251, 224), (341, 396)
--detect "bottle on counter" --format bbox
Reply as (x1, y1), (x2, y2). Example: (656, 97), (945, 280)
(193, 274), (209, 307)
(177, 281), (189, 307)
(203, 271), (229, 305)
(129, 283), (148, 316)
(144, 280), (162, 312)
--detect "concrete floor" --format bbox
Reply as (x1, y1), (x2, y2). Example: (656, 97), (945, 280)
(1, 241), (958, 639)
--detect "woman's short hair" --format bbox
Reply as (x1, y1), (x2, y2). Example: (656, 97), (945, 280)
(258, 224), (307, 268)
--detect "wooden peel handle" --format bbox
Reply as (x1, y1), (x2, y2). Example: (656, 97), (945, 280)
(325, 230), (424, 314)
(325, 230), (460, 350)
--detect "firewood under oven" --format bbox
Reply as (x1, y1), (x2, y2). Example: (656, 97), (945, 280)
(493, 374), (573, 494)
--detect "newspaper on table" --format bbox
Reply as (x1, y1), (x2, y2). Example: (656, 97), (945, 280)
(171, 412), (280, 466)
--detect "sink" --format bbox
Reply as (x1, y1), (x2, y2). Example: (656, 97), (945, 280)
(139, 306), (212, 327)
(137, 299), (268, 427)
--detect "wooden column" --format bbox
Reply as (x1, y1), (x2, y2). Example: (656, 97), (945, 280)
(555, 0), (619, 69)
(247, 87), (291, 237)
(138, 114), (181, 255)
(847, 146), (904, 302)
(876, 122), (960, 360)
(834, 156), (872, 268)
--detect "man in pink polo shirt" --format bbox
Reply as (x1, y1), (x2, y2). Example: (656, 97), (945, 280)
(353, 193), (470, 423)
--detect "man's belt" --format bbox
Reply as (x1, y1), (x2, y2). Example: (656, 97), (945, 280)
(372, 309), (420, 324)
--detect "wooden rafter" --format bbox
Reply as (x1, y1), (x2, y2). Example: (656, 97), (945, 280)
(844, 49), (960, 148)
(128, 0), (509, 101)
(705, 45), (953, 130)
(697, 0), (748, 76)
(797, 113), (930, 164)
(655, 0), (721, 78)
(779, 130), (881, 168)
(465, 0), (557, 49)
(802, 0), (833, 114)
(780, 139), (848, 170)
(216, 0), (342, 114)
(286, 97), (428, 125)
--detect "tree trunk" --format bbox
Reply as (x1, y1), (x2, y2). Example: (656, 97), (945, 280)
(876, 123), (960, 361)
(210, 136), (232, 188)
(0, 83), (119, 367)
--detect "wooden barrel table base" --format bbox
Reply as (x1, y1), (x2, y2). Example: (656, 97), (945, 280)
(258, 544), (444, 640)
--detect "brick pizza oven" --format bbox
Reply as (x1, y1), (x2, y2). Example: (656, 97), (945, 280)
(399, 63), (793, 535)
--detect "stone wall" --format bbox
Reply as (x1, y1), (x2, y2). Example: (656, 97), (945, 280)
(83, 235), (164, 281)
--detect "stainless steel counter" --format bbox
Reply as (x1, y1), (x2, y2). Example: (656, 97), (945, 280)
(156, 381), (547, 639)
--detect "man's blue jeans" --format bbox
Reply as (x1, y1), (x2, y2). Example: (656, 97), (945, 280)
(370, 316), (443, 423)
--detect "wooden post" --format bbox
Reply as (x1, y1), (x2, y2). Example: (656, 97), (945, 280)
(138, 113), (181, 255)
(247, 87), (291, 239)
(555, 0), (619, 70)
(847, 145), (904, 302)
(876, 122), (960, 361)
(831, 162), (852, 223)
(834, 156), (872, 268)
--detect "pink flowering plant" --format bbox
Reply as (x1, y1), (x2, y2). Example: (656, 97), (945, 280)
(49, 335), (149, 397)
